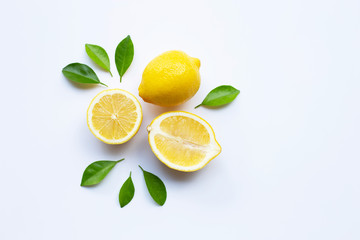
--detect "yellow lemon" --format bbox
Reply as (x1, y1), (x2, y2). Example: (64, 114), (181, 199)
(147, 111), (221, 172)
(139, 50), (201, 107)
(87, 89), (142, 144)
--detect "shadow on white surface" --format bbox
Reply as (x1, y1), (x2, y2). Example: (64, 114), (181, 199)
(99, 141), (131, 156)
(63, 76), (101, 90)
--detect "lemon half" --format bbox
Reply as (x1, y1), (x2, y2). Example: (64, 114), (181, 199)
(87, 89), (142, 144)
(147, 111), (221, 172)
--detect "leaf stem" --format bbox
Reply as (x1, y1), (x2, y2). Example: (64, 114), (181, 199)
(129, 171), (132, 177)
(120, 76), (122, 83)
(99, 82), (108, 87)
(194, 104), (202, 109)
(109, 71), (113, 77)
(138, 165), (144, 171)
(117, 158), (125, 163)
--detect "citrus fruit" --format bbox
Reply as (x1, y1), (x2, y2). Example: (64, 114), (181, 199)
(138, 50), (201, 107)
(87, 89), (142, 144)
(147, 111), (221, 172)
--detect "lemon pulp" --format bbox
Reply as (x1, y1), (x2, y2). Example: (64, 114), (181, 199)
(87, 89), (142, 144)
(148, 111), (221, 172)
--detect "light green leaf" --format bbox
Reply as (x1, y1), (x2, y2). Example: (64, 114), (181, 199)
(85, 44), (112, 76)
(195, 85), (240, 108)
(80, 159), (124, 186)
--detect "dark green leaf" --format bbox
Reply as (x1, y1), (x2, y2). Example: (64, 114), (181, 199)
(85, 44), (113, 77)
(139, 165), (167, 206)
(115, 35), (134, 82)
(62, 63), (108, 87)
(195, 85), (240, 108)
(80, 159), (124, 186)
(119, 172), (135, 208)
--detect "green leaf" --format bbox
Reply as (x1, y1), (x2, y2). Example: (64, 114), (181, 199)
(139, 165), (167, 206)
(119, 172), (135, 208)
(80, 159), (124, 186)
(85, 44), (113, 77)
(62, 63), (108, 87)
(195, 85), (240, 108)
(115, 35), (134, 82)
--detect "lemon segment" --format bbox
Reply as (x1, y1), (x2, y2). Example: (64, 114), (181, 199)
(87, 89), (142, 144)
(148, 111), (221, 172)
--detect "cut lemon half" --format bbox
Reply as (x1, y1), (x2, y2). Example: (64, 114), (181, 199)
(87, 89), (142, 144)
(147, 111), (221, 172)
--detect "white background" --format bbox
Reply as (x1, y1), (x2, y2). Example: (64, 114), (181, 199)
(0, 0), (359, 239)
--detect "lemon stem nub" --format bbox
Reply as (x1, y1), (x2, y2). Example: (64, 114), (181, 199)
(147, 125), (152, 132)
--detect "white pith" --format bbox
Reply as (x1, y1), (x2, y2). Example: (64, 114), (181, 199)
(87, 89), (142, 144)
(148, 111), (221, 171)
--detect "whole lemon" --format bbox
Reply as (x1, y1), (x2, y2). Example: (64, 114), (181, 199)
(138, 50), (201, 107)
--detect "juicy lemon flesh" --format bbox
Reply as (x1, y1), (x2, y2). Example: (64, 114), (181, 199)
(153, 115), (212, 167)
(160, 116), (210, 145)
(91, 93), (138, 141)
(154, 134), (207, 167)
